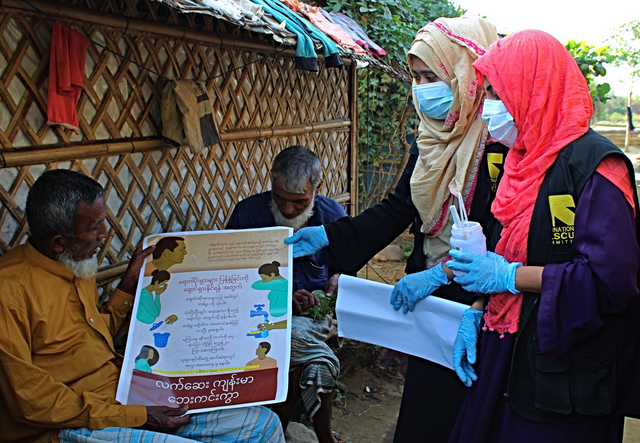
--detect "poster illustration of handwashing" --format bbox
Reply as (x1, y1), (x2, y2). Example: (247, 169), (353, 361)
(116, 227), (293, 414)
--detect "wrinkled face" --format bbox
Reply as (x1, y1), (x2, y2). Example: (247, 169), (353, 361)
(164, 240), (187, 264)
(271, 180), (318, 220)
(69, 197), (108, 261)
(411, 56), (441, 85)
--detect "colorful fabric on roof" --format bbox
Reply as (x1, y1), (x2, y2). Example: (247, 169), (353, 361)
(279, 0), (366, 54)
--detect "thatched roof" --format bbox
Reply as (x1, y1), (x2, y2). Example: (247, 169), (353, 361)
(155, 0), (409, 82)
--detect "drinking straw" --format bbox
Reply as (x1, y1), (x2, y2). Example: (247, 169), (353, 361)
(456, 193), (470, 239)
(458, 192), (469, 225)
(450, 205), (462, 228)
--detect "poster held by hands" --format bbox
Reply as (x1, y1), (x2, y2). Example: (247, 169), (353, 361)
(116, 227), (293, 414)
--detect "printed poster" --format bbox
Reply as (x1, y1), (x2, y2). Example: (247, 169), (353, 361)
(116, 227), (293, 414)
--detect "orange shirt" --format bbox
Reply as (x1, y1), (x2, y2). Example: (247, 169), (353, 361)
(0, 242), (147, 443)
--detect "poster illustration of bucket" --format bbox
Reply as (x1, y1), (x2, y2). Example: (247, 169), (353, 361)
(150, 322), (170, 348)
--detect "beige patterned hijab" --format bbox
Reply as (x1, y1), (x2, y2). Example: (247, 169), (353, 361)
(408, 16), (498, 266)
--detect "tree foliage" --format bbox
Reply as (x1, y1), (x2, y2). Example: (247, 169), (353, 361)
(609, 20), (640, 81)
(595, 95), (640, 124)
(565, 40), (616, 103)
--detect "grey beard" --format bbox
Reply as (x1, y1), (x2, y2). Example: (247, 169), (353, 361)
(269, 198), (314, 231)
(57, 250), (99, 280)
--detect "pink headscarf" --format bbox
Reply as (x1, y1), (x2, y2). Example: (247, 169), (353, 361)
(473, 30), (593, 336)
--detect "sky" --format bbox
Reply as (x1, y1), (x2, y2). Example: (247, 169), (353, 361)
(453, 0), (640, 97)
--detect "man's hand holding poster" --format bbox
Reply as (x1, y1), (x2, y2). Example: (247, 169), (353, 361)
(116, 227), (293, 414)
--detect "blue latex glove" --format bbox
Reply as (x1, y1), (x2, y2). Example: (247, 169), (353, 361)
(447, 249), (522, 295)
(390, 264), (450, 314)
(284, 226), (329, 258)
(453, 308), (483, 387)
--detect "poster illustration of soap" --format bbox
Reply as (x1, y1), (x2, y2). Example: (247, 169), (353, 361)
(116, 227), (292, 414)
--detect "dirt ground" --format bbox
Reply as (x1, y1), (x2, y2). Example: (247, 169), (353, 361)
(330, 348), (405, 442)
(329, 233), (411, 443)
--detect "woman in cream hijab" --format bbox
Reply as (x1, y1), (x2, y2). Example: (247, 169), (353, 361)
(285, 17), (502, 442)
(409, 17), (498, 268)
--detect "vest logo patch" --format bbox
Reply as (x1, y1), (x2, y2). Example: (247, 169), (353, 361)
(487, 153), (504, 192)
(549, 195), (575, 245)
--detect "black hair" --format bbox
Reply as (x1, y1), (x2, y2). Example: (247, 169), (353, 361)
(258, 261), (281, 277)
(151, 270), (171, 284)
(134, 345), (160, 366)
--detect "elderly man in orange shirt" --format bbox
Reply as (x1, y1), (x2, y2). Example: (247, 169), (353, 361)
(0, 169), (284, 443)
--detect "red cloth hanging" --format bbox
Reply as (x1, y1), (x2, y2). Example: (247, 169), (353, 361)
(47, 22), (90, 134)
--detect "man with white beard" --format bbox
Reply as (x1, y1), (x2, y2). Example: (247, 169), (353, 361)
(0, 169), (285, 443)
(226, 146), (346, 443)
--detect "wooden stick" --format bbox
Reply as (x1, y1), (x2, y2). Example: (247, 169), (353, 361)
(332, 193), (351, 204)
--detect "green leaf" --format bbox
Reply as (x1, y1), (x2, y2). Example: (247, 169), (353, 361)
(300, 290), (337, 320)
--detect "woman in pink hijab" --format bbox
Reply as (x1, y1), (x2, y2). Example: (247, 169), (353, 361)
(447, 29), (640, 443)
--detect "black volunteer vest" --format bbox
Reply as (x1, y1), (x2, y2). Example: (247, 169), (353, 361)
(502, 129), (640, 423)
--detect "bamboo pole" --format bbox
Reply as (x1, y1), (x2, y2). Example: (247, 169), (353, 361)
(348, 63), (359, 216)
(1, 0), (353, 66)
(96, 263), (129, 283)
(332, 193), (351, 204)
(0, 119), (352, 168)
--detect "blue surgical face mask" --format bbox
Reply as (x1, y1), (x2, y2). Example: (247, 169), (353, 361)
(481, 99), (518, 148)
(412, 82), (453, 120)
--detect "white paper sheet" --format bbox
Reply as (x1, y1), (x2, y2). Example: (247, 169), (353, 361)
(336, 275), (468, 370)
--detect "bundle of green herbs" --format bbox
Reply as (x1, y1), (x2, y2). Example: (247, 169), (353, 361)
(300, 290), (337, 320)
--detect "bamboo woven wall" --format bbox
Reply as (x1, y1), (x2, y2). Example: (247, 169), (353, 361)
(0, 0), (357, 294)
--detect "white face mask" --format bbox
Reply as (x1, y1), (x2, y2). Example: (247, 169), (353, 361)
(412, 82), (453, 120)
(482, 99), (518, 148)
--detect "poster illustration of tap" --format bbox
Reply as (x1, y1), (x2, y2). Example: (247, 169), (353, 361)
(116, 227), (293, 414)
